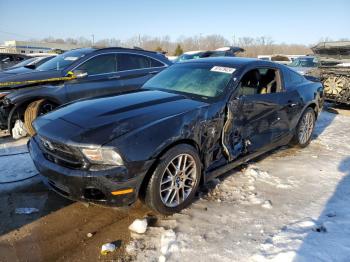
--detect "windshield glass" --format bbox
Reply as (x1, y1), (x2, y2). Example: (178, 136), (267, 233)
(143, 63), (234, 99)
(36, 49), (92, 71)
(290, 57), (317, 67)
(7, 57), (36, 68)
(202, 51), (225, 57)
(175, 52), (205, 62)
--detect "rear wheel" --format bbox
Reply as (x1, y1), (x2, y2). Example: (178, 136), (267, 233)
(145, 144), (201, 215)
(24, 99), (56, 136)
(291, 107), (316, 148)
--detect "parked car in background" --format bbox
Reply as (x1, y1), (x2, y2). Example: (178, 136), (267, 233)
(29, 57), (323, 215)
(0, 47), (171, 138)
(0, 53), (29, 71)
(258, 55), (292, 65)
(289, 56), (318, 75)
(0, 55), (56, 79)
(174, 46), (244, 62)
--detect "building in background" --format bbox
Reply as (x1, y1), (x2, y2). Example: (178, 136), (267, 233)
(0, 40), (85, 54)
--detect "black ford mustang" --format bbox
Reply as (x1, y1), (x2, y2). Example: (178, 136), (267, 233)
(28, 58), (324, 215)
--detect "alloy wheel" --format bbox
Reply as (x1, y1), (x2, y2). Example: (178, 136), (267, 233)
(298, 111), (314, 144)
(159, 153), (198, 207)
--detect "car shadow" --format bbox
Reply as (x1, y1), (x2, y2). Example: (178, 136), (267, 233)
(312, 108), (337, 139)
(0, 180), (73, 236)
(293, 156), (350, 260)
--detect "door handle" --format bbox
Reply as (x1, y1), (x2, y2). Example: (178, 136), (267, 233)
(108, 75), (121, 80)
(148, 71), (159, 75)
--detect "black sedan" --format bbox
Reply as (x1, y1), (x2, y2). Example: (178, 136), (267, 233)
(0, 47), (171, 137)
(28, 58), (324, 215)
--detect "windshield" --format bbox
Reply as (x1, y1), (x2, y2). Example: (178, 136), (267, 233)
(290, 57), (317, 67)
(202, 51), (226, 58)
(143, 63), (234, 99)
(8, 57), (37, 68)
(175, 52), (205, 62)
(36, 49), (92, 71)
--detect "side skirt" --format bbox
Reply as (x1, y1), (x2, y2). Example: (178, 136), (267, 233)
(204, 134), (293, 183)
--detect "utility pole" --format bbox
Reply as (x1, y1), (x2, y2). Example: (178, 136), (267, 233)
(91, 34), (95, 46)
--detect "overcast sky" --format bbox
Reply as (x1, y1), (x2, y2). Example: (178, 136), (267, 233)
(0, 0), (349, 45)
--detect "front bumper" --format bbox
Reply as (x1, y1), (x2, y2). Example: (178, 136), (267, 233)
(28, 137), (149, 207)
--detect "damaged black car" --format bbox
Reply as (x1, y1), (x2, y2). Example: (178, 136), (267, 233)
(28, 57), (324, 215)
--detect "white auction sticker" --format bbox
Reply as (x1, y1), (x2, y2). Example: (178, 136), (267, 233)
(64, 56), (79, 61)
(210, 66), (236, 74)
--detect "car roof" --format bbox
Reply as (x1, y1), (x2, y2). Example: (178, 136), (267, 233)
(92, 46), (163, 55)
(180, 57), (276, 68)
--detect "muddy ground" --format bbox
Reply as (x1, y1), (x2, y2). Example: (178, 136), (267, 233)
(0, 177), (152, 261)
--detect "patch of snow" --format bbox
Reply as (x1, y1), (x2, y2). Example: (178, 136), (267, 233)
(262, 200), (273, 209)
(129, 219), (148, 234)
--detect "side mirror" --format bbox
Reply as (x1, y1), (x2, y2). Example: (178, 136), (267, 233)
(71, 69), (88, 79)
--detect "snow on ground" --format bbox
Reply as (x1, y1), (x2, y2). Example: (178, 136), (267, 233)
(125, 111), (350, 262)
(0, 135), (39, 193)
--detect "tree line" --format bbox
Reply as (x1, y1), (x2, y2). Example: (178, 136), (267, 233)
(36, 34), (345, 57)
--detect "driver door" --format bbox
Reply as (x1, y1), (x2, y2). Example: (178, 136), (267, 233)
(224, 67), (291, 160)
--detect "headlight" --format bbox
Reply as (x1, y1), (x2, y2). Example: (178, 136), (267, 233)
(81, 148), (124, 166)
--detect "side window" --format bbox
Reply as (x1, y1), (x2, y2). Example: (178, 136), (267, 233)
(237, 68), (280, 96)
(77, 54), (116, 75)
(117, 54), (152, 71)
(150, 58), (164, 67)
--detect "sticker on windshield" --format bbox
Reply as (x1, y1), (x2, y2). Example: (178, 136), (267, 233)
(64, 57), (79, 61)
(210, 66), (236, 74)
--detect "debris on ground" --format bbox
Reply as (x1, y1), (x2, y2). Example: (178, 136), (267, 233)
(262, 200), (273, 209)
(11, 120), (27, 140)
(100, 242), (116, 255)
(129, 218), (148, 234)
(86, 232), (94, 238)
(15, 207), (39, 214)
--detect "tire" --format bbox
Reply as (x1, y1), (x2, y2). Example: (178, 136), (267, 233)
(290, 107), (316, 148)
(24, 99), (56, 136)
(145, 144), (201, 215)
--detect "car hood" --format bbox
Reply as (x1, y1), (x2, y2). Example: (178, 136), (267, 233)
(34, 90), (207, 145)
(0, 69), (63, 91)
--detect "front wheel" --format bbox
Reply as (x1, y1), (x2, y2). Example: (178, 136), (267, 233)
(145, 144), (201, 215)
(24, 99), (57, 136)
(291, 107), (316, 148)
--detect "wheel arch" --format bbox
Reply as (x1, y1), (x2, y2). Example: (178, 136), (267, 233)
(306, 102), (318, 118)
(7, 96), (61, 132)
